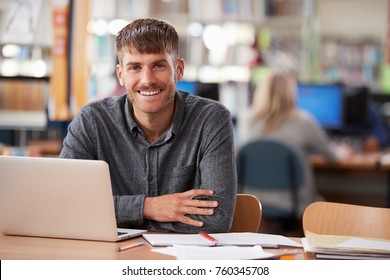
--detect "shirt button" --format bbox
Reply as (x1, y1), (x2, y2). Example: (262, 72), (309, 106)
(147, 175), (153, 182)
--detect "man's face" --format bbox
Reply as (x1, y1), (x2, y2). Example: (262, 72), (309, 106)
(116, 49), (184, 118)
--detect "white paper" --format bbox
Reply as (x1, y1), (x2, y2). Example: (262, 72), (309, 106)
(211, 232), (303, 247)
(143, 234), (212, 246)
(337, 238), (390, 252)
(151, 247), (178, 257)
(172, 245), (274, 260)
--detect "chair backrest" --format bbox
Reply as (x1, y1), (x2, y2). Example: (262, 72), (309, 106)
(302, 201), (390, 240)
(236, 139), (304, 218)
(230, 194), (262, 232)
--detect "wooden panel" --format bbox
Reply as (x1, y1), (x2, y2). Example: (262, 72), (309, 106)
(50, 0), (71, 120)
(70, 0), (90, 116)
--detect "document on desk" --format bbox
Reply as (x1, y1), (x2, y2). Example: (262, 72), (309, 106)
(302, 231), (390, 259)
(379, 152), (390, 165)
(152, 245), (275, 260)
(143, 232), (302, 248)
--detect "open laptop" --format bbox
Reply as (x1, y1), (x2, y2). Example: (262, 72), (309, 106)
(0, 156), (146, 242)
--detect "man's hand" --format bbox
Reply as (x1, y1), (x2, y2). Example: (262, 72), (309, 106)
(143, 189), (218, 227)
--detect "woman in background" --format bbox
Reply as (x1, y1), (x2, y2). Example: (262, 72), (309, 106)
(238, 71), (352, 219)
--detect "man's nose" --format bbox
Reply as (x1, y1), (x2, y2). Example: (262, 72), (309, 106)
(140, 68), (157, 84)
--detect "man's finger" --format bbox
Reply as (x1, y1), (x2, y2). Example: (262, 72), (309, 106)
(186, 189), (214, 199)
(179, 215), (204, 227)
(189, 199), (218, 208)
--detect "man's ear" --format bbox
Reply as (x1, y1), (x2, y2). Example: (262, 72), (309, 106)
(176, 58), (185, 81)
(116, 64), (124, 86)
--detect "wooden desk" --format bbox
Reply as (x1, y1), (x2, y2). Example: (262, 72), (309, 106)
(310, 152), (390, 207)
(0, 234), (311, 260)
(310, 152), (381, 171)
(0, 235), (174, 260)
(376, 154), (390, 208)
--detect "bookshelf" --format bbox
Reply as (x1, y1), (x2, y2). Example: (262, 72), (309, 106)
(318, 0), (387, 90)
(0, 0), (64, 154)
(83, 0), (310, 147)
(319, 37), (382, 88)
(3, 0), (384, 152)
(86, 0), (307, 113)
(0, 76), (49, 151)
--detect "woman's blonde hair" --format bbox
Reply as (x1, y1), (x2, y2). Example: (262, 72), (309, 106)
(250, 71), (297, 133)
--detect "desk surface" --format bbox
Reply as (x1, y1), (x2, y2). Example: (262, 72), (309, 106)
(310, 152), (382, 170)
(310, 151), (390, 207)
(0, 234), (312, 260)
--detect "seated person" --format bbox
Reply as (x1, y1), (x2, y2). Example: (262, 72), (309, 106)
(239, 71), (352, 217)
(59, 18), (237, 233)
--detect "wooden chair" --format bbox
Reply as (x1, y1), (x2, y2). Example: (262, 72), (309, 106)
(302, 201), (390, 239)
(230, 194), (262, 232)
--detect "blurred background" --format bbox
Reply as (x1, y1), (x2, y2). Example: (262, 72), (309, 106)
(0, 0), (389, 234)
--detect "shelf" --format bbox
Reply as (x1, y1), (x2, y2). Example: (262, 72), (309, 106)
(0, 110), (47, 130)
(0, 76), (50, 81)
(258, 15), (303, 29)
(27, 140), (62, 155)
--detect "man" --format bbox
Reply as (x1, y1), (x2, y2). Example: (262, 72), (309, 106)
(60, 18), (237, 233)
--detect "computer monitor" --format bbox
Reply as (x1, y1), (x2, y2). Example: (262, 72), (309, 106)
(343, 86), (370, 134)
(196, 82), (219, 101)
(176, 81), (220, 101)
(296, 83), (344, 130)
(176, 80), (197, 95)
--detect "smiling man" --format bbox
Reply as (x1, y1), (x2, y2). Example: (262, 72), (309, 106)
(59, 18), (237, 233)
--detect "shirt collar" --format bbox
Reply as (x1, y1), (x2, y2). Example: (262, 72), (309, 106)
(124, 97), (139, 137)
(171, 91), (184, 137)
(125, 91), (184, 142)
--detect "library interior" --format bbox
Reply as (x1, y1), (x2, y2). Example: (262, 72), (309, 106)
(1, 0), (390, 249)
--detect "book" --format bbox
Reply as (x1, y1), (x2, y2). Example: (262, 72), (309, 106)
(302, 231), (390, 259)
(142, 232), (302, 248)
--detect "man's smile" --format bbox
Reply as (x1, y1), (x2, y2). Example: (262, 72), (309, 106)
(138, 89), (162, 96)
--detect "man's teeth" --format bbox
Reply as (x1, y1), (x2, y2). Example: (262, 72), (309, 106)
(139, 90), (160, 96)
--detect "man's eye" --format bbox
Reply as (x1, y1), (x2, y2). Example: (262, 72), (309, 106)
(129, 65), (140, 71)
(155, 63), (165, 69)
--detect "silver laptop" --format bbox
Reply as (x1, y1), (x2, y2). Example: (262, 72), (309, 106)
(0, 156), (146, 242)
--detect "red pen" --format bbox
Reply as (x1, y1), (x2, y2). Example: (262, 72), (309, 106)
(199, 231), (218, 245)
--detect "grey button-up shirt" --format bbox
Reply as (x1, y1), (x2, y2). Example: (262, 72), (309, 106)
(59, 91), (237, 233)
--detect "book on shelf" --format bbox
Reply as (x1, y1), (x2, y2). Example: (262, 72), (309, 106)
(302, 231), (390, 260)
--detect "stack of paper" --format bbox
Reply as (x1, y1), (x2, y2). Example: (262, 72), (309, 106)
(302, 231), (390, 259)
(143, 232), (302, 260)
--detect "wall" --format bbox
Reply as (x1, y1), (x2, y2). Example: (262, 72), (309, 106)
(319, 0), (387, 40)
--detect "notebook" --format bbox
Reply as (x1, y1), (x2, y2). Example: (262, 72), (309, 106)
(143, 232), (302, 248)
(0, 156), (146, 242)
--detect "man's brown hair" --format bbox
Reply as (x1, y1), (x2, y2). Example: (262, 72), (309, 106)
(115, 18), (179, 64)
